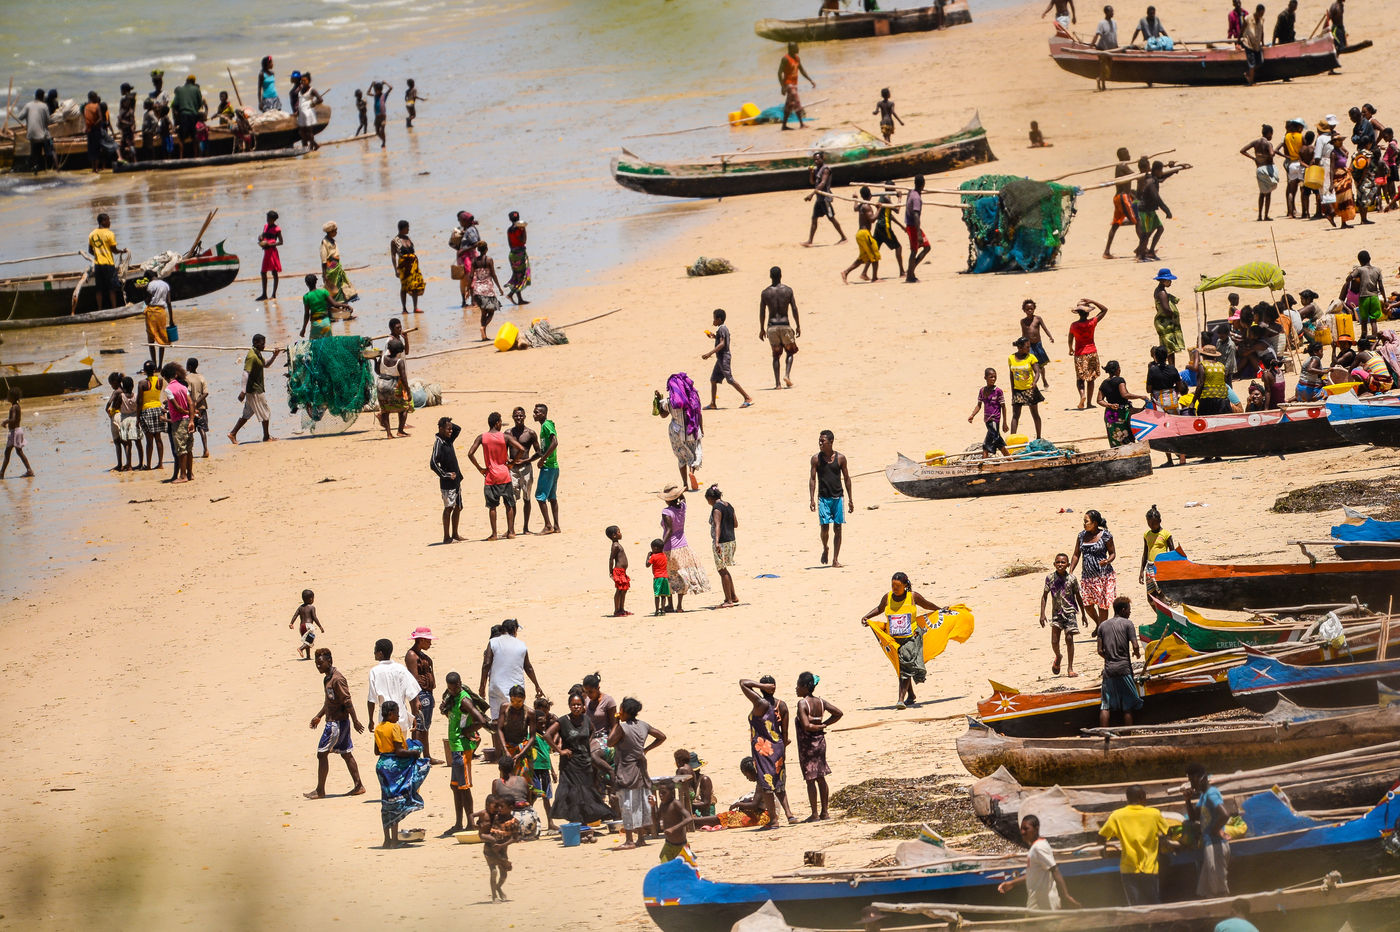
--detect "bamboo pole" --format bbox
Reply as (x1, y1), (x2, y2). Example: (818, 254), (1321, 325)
(144, 342), (255, 351)
(366, 326), (418, 342)
(1044, 148), (1175, 182)
(226, 67), (244, 108)
(822, 190), (962, 210)
(233, 262), (369, 284)
(1383, 597), (1394, 661)
(0, 251), (85, 267)
(621, 99), (832, 139)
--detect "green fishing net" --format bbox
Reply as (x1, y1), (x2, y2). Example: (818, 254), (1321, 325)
(959, 174), (1078, 273)
(286, 336), (374, 432)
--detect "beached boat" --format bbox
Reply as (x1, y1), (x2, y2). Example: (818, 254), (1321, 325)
(0, 244), (238, 324)
(1047, 34), (1339, 87)
(859, 874), (1400, 932)
(112, 147), (307, 174)
(754, 0), (971, 43)
(610, 115), (994, 199)
(884, 441), (1150, 500)
(0, 303), (144, 332)
(956, 702), (1400, 785)
(973, 669), (1230, 739)
(0, 348), (97, 397)
(2, 104), (330, 174)
(1152, 553), (1400, 612)
(1229, 648), (1400, 709)
(970, 739), (1400, 846)
(1129, 403), (1347, 459)
(1322, 507), (1400, 560)
(642, 790), (1400, 931)
(1136, 590), (1391, 652)
(1326, 391), (1400, 447)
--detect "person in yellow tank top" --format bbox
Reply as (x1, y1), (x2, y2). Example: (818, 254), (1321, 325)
(860, 572), (942, 709)
(136, 359), (166, 471)
(1139, 504), (1187, 589)
(1281, 117), (1305, 219)
(1189, 344), (1229, 420)
(1008, 337), (1045, 440)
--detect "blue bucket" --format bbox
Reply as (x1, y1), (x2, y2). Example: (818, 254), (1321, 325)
(560, 822), (581, 847)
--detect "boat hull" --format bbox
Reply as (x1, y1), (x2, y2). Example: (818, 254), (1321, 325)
(1327, 392), (1400, 447)
(956, 704), (1400, 784)
(5, 105), (330, 173)
(0, 368), (97, 398)
(0, 248), (239, 322)
(612, 121), (994, 199)
(1230, 649), (1400, 709)
(754, 0), (971, 42)
(643, 795), (1400, 932)
(1048, 35), (1339, 86)
(1153, 555), (1400, 612)
(973, 674), (1232, 738)
(1130, 405), (1347, 457)
(885, 442), (1151, 499)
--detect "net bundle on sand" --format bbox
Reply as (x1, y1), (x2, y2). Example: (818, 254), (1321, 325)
(959, 174), (1078, 274)
(286, 335), (375, 432)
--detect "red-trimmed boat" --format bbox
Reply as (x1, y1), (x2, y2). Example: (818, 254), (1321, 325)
(1129, 404), (1347, 459)
(1048, 33), (1339, 86)
(1153, 553), (1400, 612)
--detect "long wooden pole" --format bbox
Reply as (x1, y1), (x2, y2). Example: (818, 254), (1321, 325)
(1045, 148), (1175, 182)
(226, 67), (244, 108)
(621, 98), (832, 139)
(1383, 597), (1394, 661)
(0, 251), (85, 267)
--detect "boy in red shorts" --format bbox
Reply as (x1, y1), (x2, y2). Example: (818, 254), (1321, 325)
(606, 525), (632, 616)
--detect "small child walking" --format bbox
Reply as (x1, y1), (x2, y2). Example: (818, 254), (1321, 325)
(1, 387), (34, 479)
(606, 525), (632, 616)
(1140, 504), (1187, 592)
(477, 794), (520, 901)
(354, 89), (368, 136)
(967, 368), (1009, 458)
(289, 589), (324, 659)
(1039, 553), (1085, 676)
(647, 539), (672, 615)
(702, 308), (754, 409)
(873, 88), (903, 144)
(404, 79), (426, 128)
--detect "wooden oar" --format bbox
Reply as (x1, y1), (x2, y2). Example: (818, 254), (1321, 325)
(621, 99), (832, 139)
(0, 251), (85, 267)
(69, 262), (92, 315)
(185, 208), (217, 258)
(1044, 148), (1175, 182)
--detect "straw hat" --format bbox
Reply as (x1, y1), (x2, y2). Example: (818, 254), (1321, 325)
(1198, 344), (1221, 358)
(322, 221), (337, 234)
(658, 483), (685, 501)
(409, 626), (435, 642)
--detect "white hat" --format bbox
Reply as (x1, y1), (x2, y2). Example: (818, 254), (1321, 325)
(1325, 114), (1338, 127)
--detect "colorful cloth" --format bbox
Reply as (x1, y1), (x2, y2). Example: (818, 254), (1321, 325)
(376, 739), (429, 829)
(260, 224), (282, 274)
(508, 247), (531, 294)
(396, 249), (425, 296)
(320, 237), (359, 304)
(795, 719), (830, 782)
(855, 229), (880, 263)
(144, 305), (170, 345)
(1104, 404), (1135, 446)
(666, 546), (711, 595)
(1154, 292), (1185, 354)
(660, 842), (697, 865)
(748, 700), (786, 795)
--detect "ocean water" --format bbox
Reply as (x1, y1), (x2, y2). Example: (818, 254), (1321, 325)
(0, 0), (1015, 592)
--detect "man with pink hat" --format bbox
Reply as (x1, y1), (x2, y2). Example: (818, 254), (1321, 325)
(405, 627), (442, 763)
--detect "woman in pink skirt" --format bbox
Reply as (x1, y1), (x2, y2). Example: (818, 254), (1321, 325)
(1069, 509), (1116, 636)
(257, 210), (283, 301)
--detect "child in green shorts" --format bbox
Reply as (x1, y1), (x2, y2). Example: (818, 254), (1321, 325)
(647, 538), (672, 616)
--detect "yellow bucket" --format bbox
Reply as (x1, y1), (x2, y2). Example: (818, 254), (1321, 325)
(924, 449), (945, 466)
(727, 110), (743, 125)
(1006, 433), (1029, 450)
(1325, 381), (1362, 396)
(494, 322), (519, 352)
(740, 102), (760, 123)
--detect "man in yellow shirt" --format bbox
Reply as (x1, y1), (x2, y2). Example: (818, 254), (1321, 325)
(86, 212), (128, 312)
(1099, 785), (1172, 905)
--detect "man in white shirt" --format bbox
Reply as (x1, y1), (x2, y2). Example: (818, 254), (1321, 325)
(19, 88), (55, 173)
(998, 815), (1080, 910)
(478, 618), (543, 719)
(366, 638), (422, 727)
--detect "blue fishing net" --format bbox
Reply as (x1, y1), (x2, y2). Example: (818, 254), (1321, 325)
(959, 174), (1078, 273)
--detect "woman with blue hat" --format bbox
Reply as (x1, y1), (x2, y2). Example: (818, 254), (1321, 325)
(1152, 268), (1185, 367)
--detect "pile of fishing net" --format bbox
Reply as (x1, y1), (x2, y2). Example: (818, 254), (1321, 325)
(137, 251), (183, 279)
(814, 129), (881, 163)
(958, 174), (1078, 273)
(286, 335), (375, 432)
(520, 318), (569, 347)
(686, 257), (735, 277)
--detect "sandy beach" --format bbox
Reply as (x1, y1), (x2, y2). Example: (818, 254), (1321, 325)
(4, 2), (1400, 929)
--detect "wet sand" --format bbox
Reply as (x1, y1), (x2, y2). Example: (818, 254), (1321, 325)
(2, 1), (1398, 929)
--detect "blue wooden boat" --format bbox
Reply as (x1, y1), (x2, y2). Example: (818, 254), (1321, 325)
(1329, 507), (1400, 560)
(1229, 648), (1400, 708)
(642, 791), (1400, 931)
(1326, 391), (1400, 447)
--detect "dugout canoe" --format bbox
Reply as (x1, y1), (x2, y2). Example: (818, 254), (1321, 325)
(1326, 391), (1400, 447)
(1048, 34), (1339, 87)
(956, 701), (1400, 785)
(0, 349), (98, 398)
(973, 669), (1231, 739)
(642, 792), (1400, 932)
(2, 104), (330, 174)
(970, 739), (1400, 846)
(112, 146), (307, 174)
(0, 244), (238, 324)
(1152, 553), (1400, 612)
(610, 114), (994, 199)
(1229, 648), (1400, 709)
(1129, 404), (1348, 458)
(754, 0), (971, 43)
(885, 441), (1150, 499)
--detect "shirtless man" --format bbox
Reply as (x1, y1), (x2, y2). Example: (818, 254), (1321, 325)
(1041, 0), (1076, 28)
(1104, 147), (1136, 259)
(1019, 300), (1056, 388)
(803, 152), (846, 246)
(508, 407), (540, 534)
(842, 187), (881, 284)
(759, 267), (802, 389)
(1239, 125), (1279, 222)
(405, 629), (441, 763)
(1135, 161), (1187, 261)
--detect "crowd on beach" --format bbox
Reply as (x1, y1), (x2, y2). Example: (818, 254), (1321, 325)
(13, 56), (425, 173)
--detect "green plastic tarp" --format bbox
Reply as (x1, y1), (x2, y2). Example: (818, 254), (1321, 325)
(1194, 261), (1285, 294)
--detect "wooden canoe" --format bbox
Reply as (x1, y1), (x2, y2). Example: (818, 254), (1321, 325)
(885, 441), (1150, 500)
(1326, 391), (1400, 448)
(0, 346), (99, 398)
(973, 670), (1230, 738)
(112, 147), (307, 174)
(3, 104), (330, 174)
(754, 0), (971, 43)
(956, 702), (1400, 785)
(1129, 404), (1348, 458)
(0, 302), (144, 332)
(0, 245), (237, 323)
(1048, 34), (1339, 86)
(1229, 648), (1400, 707)
(1152, 554), (1400, 612)
(969, 739), (1400, 846)
(611, 115), (994, 199)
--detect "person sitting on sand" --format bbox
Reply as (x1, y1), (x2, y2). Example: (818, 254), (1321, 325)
(1029, 121), (1052, 147)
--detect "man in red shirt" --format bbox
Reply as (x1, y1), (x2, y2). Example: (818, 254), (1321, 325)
(467, 411), (527, 540)
(778, 43), (815, 130)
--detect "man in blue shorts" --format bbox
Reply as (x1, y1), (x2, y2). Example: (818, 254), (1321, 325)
(809, 429), (852, 568)
(306, 648), (366, 799)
